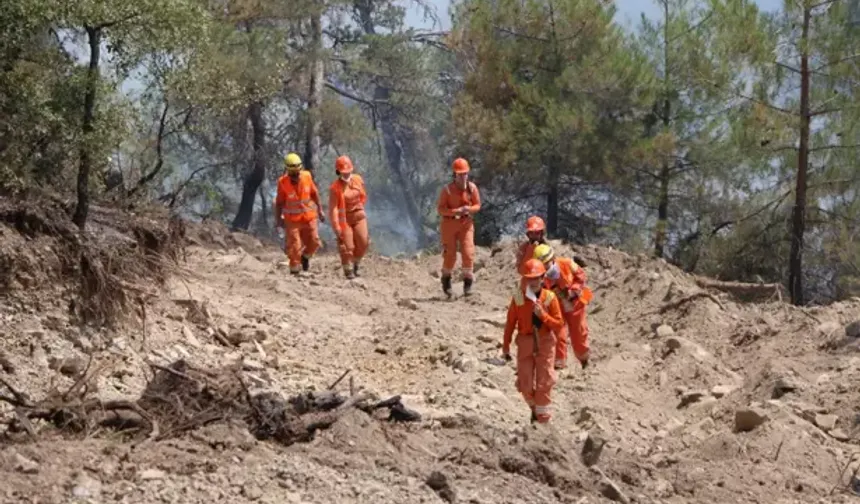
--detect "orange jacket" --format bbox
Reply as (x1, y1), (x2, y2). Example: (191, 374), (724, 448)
(502, 287), (564, 355)
(516, 239), (547, 274)
(437, 181), (480, 218)
(544, 257), (587, 312)
(328, 174), (367, 233)
(276, 171), (320, 223)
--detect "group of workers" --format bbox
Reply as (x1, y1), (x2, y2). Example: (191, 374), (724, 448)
(274, 152), (369, 279)
(274, 152), (590, 425)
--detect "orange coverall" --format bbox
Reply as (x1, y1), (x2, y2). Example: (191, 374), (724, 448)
(544, 257), (590, 369)
(437, 181), (481, 279)
(516, 239), (548, 288)
(275, 170), (322, 273)
(503, 288), (564, 423)
(329, 175), (369, 269)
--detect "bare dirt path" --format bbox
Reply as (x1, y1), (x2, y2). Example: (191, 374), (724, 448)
(2, 231), (860, 504)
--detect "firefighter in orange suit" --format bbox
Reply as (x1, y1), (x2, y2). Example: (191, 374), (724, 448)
(516, 216), (548, 274)
(274, 152), (325, 275)
(329, 155), (369, 279)
(534, 244), (591, 370)
(502, 258), (565, 424)
(436, 157), (481, 297)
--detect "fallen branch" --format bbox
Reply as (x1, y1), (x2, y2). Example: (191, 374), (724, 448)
(694, 277), (786, 303)
(658, 291), (725, 314)
(2, 359), (420, 448)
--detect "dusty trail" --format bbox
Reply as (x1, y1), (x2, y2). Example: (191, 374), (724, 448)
(1, 222), (860, 504)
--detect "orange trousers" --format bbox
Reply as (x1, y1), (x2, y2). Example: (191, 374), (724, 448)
(284, 219), (320, 272)
(515, 331), (558, 423)
(440, 217), (475, 279)
(337, 213), (369, 266)
(555, 302), (590, 369)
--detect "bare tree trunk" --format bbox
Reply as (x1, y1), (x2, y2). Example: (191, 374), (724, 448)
(354, 0), (429, 247)
(304, 10), (324, 175)
(654, 0), (671, 259)
(73, 25), (101, 230)
(258, 183), (269, 232)
(789, 6), (811, 306)
(546, 161), (560, 237)
(232, 101), (267, 230)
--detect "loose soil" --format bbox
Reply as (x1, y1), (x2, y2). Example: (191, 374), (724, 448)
(1, 205), (859, 504)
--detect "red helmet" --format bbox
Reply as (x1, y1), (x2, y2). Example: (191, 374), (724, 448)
(522, 258), (547, 279)
(452, 157), (470, 174)
(526, 216), (546, 233)
(335, 155), (354, 174)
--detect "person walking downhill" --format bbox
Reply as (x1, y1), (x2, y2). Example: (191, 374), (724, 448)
(502, 258), (565, 424)
(274, 152), (325, 275)
(516, 215), (549, 291)
(436, 157), (481, 297)
(533, 244), (592, 370)
(328, 155), (370, 279)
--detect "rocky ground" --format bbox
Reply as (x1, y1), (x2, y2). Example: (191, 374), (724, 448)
(1, 216), (860, 504)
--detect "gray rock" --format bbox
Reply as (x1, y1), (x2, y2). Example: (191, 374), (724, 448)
(242, 484), (264, 501)
(13, 453), (39, 474)
(71, 473), (102, 498)
(711, 385), (735, 398)
(735, 407), (769, 432)
(814, 413), (838, 431)
(397, 299), (419, 311)
(581, 432), (606, 467)
(772, 375), (803, 398)
(678, 390), (707, 408)
(846, 320), (860, 339)
(139, 468), (166, 481)
(656, 324), (675, 338)
(830, 428), (850, 442)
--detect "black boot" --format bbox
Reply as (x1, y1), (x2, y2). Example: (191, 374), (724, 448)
(353, 262), (360, 277)
(441, 275), (452, 296)
(463, 277), (473, 296)
(530, 408), (537, 424)
(301, 255), (310, 272)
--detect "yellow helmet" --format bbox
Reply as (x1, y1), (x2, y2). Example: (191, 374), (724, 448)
(533, 243), (554, 264)
(284, 152), (302, 172)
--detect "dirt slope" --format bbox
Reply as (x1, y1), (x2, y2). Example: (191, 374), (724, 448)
(1, 218), (860, 504)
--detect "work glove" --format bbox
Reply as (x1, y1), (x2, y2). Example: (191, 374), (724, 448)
(531, 313), (543, 330)
(319, 213), (326, 223)
(568, 289), (581, 302)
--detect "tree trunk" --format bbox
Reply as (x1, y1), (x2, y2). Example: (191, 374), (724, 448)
(257, 183), (269, 233)
(789, 7), (811, 306)
(304, 10), (324, 175)
(546, 160), (560, 237)
(655, 160), (670, 258)
(232, 101), (267, 231)
(654, 0), (671, 259)
(72, 25), (101, 230)
(354, 0), (429, 248)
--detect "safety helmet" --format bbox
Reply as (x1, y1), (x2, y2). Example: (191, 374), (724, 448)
(533, 244), (555, 264)
(335, 155), (354, 174)
(522, 258), (547, 279)
(526, 216), (546, 233)
(284, 152), (302, 173)
(452, 157), (470, 174)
